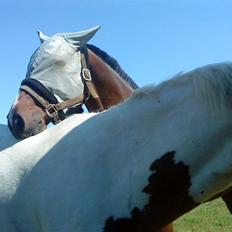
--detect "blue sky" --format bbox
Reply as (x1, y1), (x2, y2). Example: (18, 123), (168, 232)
(1, 0), (232, 124)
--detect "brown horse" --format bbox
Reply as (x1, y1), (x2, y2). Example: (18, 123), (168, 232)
(7, 27), (137, 139)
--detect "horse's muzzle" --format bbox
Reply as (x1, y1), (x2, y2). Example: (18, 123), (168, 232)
(7, 113), (25, 139)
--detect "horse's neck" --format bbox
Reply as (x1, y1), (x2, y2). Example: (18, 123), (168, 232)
(86, 50), (133, 111)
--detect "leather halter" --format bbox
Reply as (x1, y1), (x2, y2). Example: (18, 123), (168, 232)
(19, 45), (104, 124)
(80, 46), (104, 111)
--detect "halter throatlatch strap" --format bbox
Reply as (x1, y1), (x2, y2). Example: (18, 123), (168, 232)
(20, 79), (84, 124)
(80, 47), (105, 111)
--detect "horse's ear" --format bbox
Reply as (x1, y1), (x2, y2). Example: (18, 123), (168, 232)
(37, 31), (50, 43)
(64, 26), (101, 46)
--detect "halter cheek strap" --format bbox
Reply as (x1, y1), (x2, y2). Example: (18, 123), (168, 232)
(20, 79), (84, 124)
(20, 84), (62, 124)
(80, 46), (104, 111)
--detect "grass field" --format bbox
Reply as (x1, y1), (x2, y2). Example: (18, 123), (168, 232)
(174, 198), (232, 232)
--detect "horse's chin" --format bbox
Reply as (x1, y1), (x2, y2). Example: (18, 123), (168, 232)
(22, 123), (47, 139)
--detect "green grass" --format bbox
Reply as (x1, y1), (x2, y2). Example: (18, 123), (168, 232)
(174, 199), (232, 232)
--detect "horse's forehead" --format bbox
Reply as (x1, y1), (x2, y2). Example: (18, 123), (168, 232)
(25, 35), (84, 101)
(40, 36), (75, 57)
(27, 37), (73, 71)
(27, 36), (79, 76)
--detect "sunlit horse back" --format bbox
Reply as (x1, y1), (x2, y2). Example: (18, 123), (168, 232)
(1, 62), (232, 231)
(7, 26), (138, 139)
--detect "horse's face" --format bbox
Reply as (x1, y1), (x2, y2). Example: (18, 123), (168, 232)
(7, 91), (48, 139)
(7, 27), (100, 139)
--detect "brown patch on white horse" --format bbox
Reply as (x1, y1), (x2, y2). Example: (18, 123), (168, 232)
(104, 151), (198, 232)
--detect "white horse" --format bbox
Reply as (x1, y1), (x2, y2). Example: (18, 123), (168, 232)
(1, 62), (232, 231)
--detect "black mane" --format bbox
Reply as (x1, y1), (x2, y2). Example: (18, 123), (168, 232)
(87, 44), (138, 89)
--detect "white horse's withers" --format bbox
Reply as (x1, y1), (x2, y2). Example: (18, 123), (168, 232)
(0, 113), (94, 198)
(0, 113), (95, 231)
(1, 62), (232, 231)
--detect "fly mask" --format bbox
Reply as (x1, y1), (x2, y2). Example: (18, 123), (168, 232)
(17, 26), (103, 125)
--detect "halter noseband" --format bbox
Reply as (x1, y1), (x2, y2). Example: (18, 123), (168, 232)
(19, 46), (104, 125)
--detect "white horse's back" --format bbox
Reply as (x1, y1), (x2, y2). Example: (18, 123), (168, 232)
(2, 62), (232, 231)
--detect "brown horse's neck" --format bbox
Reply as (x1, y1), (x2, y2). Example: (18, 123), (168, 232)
(85, 49), (134, 112)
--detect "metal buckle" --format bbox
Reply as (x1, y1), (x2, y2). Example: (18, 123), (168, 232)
(82, 68), (92, 81)
(45, 104), (58, 118)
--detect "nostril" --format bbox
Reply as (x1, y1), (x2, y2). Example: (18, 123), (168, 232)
(12, 114), (25, 136)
